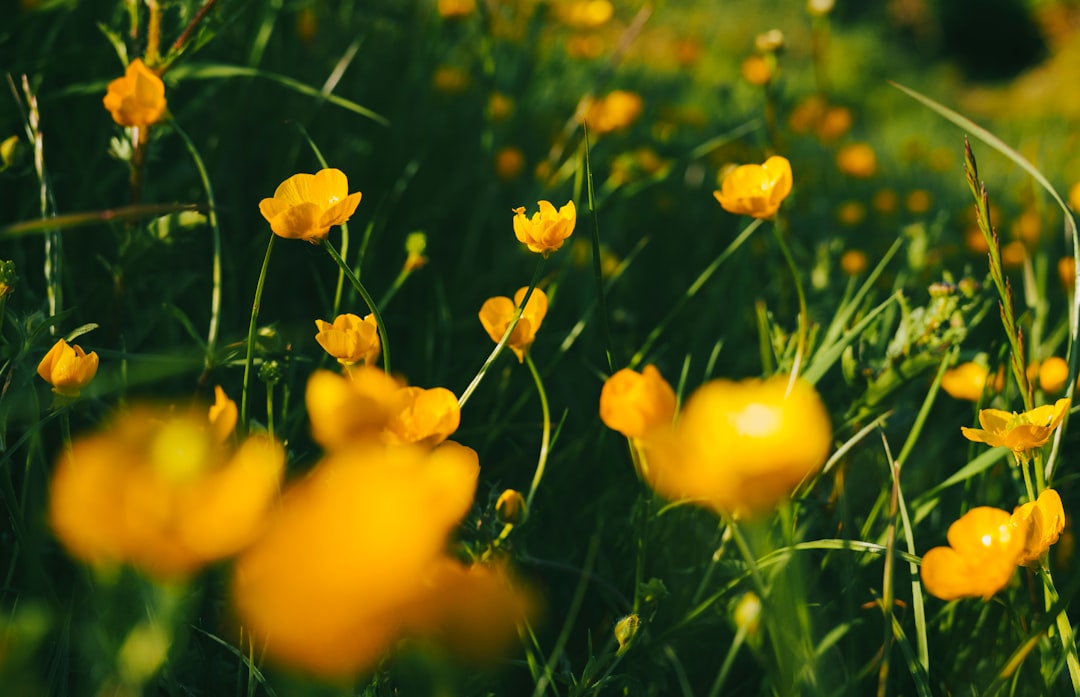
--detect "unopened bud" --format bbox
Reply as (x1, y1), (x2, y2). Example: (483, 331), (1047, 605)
(495, 489), (526, 525)
(754, 29), (785, 53)
(404, 231), (428, 272)
(733, 592), (761, 637)
(614, 613), (639, 652)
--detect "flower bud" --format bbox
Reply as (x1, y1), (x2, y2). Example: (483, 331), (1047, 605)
(495, 489), (527, 526)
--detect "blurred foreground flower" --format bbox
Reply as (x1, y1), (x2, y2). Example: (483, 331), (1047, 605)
(258, 168), (362, 243)
(513, 200), (576, 255)
(713, 156), (793, 219)
(960, 398), (1070, 455)
(643, 376), (831, 517)
(479, 287), (549, 362)
(232, 439), (528, 677)
(49, 402), (284, 578)
(920, 507), (1023, 601)
(599, 365), (676, 440)
(37, 337), (99, 397)
(103, 58), (167, 127)
(941, 361), (999, 402)
(315, 313), (380, 366)
(384, 386), (461, 447)
(1013, 488), (1066, 567)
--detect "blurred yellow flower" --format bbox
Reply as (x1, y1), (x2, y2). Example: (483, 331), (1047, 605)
(258, 168), (362, 243)
(479, 287), (548, 362)
(437, 0), (476, 19)
(208, 385), (238, 442)
(599, 365), (677, 440)
(37, 337), (99, 397)
(713, 155), (793, 220)
(584, 91), (644, 134)
(553, 0), (614, 29)
(513, 200), (576, 255)
(1069, 181), (1080, 212)
(643, 376), (831, 517)
(306, 367), (403, 450)
(102, 58), (167, 127)
(1039, 356), (1069, 394)
(315, 313), (380, 366)
(920, 507), (1023, 601)
(384, 386), (461, 447)
(495, 146), (526, 180)
(960, 398), (1070, 455)
(1012, 488), (1066, 567)
(941, 361), (997, 402)
(49, 406), (284, 578)
(839, 249), (868, 276)
(835, 143), (877, 178)
(1060, 256), (1076, 292)
(817, 106), (852, 143)
(232, 438), (527, 677)
(740, 55), (774, 86)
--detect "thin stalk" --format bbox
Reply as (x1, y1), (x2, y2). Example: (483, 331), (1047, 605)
(1043, 569), (1080, 694)
(241, 234), (276, 431)
(321, 239), (390, 375)
(523, 355), (551, 512)
(146, 0), (162, 64)
(265, 382), (274, 440)
(772, 217), (809, 393)
(583, 123), (615, 373)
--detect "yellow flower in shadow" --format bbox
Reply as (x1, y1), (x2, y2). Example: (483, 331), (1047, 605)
(599, 365), (677, 440)
(37, 337), (99, 397)
(208, 385), (238, 442)
(102, 58), (167, 127)
(960, 398), (1070, 454)
(1012, 488), (1066, 567)
(384, 386), (461, 447)
(513, 201), (576, 256)
(713, 156), (793, 219)
(231, 438), (527, 677)
(478, 287), (548, 362)
(48, 406), (284, 579)
(920, 507), (1023, 601)
(258, 168), (362, 243)
(315, 313), (380, 366)
(941, 361), (1000, 402)
(643, 376), (831, 518)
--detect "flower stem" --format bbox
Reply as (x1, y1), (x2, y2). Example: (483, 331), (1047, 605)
(583, 123), (616, 373)
(458, 258), (546, 409)
(772, 216), (809, 393)
(321, 238), (391, 376)
(524, 354), (552, 513)
(241, 234), (275, 431)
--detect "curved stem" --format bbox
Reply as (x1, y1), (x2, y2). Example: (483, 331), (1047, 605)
(321, 238), (391, 375)
(772, 217), (809, 393)
(524, 354), (552, 513)
(241, 234), (276, 431)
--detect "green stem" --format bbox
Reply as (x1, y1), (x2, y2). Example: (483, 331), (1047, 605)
(458, 258), (545, 409)
(772, 217), (809, 392)
(265, 382), (274, 440)
(321, 238), (391, 375)
(523, 354), (551, 512)
(1044, 568), (1080, 695)
(583, 123), (616, 373)
(241, 234), (276, 431)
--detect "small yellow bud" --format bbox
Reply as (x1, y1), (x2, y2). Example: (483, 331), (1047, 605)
(733, 592), (761, 637)
(614, 613), (639, 652)
(495, 489), (527, 526)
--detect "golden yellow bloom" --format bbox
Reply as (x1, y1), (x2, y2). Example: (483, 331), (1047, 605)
(553, 0), (614, 29)
(384, 386), (461, 447)
(713, 156), (793, 220)
(232, 439), (526, 677)
(49, 407), (284, 578)
(643, 376), (831, 517)
(740, 55), (774, 86)
(437, 0), (476, 19)
(920, 507), (1023, 601)
(513, 200), (576, 256)
(37, 338), (99, 397)
(306, 368), (404, 450)
(960, 398), (1070, 454)
(941, 361), (997, 402)
(584, 91), (644, 135)
(208, 385), (238, 442)
(1039, 357), (1069, 394)
(478, 287), (549, 362)
(258, 168), (362, 243)
(599, 365), (677, 440)
(315, 313), (380, 366)
(102, 58), (167, 127)
(1012, 488), (1066, 567)
(835, 143), (877, 178)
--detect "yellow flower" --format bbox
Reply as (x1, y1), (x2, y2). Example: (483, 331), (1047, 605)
(49, 406), (284, 578)
(643, 376), (831, 517)
(1012, 489), (1066, 567)
(553, 0), (614, 29)
(315, 313), (380, 366)
(495, 488), (527, 525)
(941, 361), (998, 402)
(1060, 256), (1076, 292)
(384, 386), (461, 447)
(1039, 356), (1070, 394)
(208, 385), (238, 442)
(599, 365), (677, 440)
(102, 58), (167, 127)
(513, 200), (576, 256)
(740, 55), (774, 86)
(584, 91), (644, 135)
(478, 287), (549, 362)
(305, 368), (404, 450)
(37, 337), (99, 397)
(712, 156), (793, 219)
(960, 398), (1070, 454)
(835, 143), (877, 178)
(231, 438), (526, 677)
(258, 168), (362, 243)
(920, 507), (1023, 601)
(437, 0), (476, 19)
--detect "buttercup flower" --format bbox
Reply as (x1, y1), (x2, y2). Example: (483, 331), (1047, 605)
(835, 143), (877, 178)
(37, 337), (99, 397)
(713, 156), (793, 219)
(554, 0), (614, 29)
(208, 385), (238, 442)
(960, 398), (1070, 455)
(306, 368), (404, 450)
(599, 365), (677, 440)
(258, 168), (362, 243)
(315, 313), (380, 366)
(643, 376), (831, 517)
(1039, 357), (1069, 394)
(513, 201), (576, 256)
(941, 361), (999, 402)
(384, 386), (461, 447)
(920, 507), (1024, 601)
(495, 488), (526, 525)
(479, 287), (549, 362)
(584, 91), (644, 135)
(49, 406), (284, 578)
(102, 58), (167, 127)
(232, 438), (527, 677)
(1012, 488), (1066, 567)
